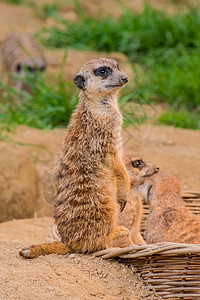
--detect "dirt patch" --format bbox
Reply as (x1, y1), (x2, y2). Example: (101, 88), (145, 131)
(0, 2), (43, 42)
(0, 142), (39, 222)
(0, 217), (161, 300)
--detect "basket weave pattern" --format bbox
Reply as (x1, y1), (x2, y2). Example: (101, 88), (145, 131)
(96, 192), (200, 299)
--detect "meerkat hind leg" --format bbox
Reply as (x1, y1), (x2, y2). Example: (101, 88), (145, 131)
(19, 241), (71, 258)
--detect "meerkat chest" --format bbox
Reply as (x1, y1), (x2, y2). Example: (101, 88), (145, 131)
(102, 99), (123, 145)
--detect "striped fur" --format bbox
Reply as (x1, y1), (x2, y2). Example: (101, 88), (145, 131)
(1, 32), (46, 89)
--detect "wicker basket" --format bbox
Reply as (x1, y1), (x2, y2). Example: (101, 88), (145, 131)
(96, 191), (200, 300)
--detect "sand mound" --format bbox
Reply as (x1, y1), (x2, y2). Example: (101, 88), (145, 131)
(0, 217), (160, 300)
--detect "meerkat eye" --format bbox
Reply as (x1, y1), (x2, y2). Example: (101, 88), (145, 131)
(94, 66), (112, 78)
(100, 69), (107, 75)
(132, 160), (144, 168)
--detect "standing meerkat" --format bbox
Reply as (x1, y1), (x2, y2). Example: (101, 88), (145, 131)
(20, 58), (132, 258)
(1, 32), (46, 90)
(118, 155), (159, 245)
(137, 171), (200, 244)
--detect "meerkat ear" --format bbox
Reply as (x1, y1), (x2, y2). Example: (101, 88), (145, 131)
(73, 75), (87, 90)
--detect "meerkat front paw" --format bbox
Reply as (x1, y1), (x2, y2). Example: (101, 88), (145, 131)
(117, 225), (130, 237)
(112, 226), (132, 248)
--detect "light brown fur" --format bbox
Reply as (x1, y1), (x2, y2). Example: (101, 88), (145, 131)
(20, 58), (132, 258)
(118, 155), (159, 245)
(137, 171), (200, 244)
(52, 155), (159, 246)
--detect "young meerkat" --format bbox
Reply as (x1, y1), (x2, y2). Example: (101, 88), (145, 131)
(137, 171), (200, 244)
(20, 58), (132, 258)
(117, 155), (159, 245)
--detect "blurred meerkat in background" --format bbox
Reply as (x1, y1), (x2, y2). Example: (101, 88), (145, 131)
(1, 32), (46, 91)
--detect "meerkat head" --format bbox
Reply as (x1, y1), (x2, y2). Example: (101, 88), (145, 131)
(73, 58), (128, 98)
(124, 155), (159, 186)
(15, 58), (46, 90)
(16, 57), (46, 75)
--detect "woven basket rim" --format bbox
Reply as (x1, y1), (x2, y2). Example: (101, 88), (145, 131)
(95, 242), (200, 259)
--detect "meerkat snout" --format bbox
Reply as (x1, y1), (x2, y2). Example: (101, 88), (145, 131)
(120, 76), (128, 84)
(73, 58), (128, 96)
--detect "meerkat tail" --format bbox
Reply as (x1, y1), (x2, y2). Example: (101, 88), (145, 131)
(19, 241), (71, 258)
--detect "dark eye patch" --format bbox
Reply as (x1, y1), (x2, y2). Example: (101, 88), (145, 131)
(131, 160), (144, 169)
(27, 66), (35, 72)
(22, 66), (35, 72)
(40, 65), (46, 71)
(94, 66), (112, 78)
(16, 64), (21, 72)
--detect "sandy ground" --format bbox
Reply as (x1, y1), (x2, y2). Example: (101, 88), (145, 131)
(0, 217), (161, 300)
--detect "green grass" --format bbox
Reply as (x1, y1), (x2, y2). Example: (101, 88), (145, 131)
(159, 110), (200, 130)
(133, 47), (200, 109)
(36, 4), (200, 130)
(0, 73), (146, 132)
(37, 3), (61, 19)
(0, 0), (23, 4)
(0, 70), (78, 131)
(38, 5), (200, 61)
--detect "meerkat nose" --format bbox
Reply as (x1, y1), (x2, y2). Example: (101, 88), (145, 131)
(120, 76), (128, 84)
(155, 166), (160, 172)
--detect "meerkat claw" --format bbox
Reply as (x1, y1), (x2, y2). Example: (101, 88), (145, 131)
(19, 248), (31, 258)
(120, 200), (127, 212)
